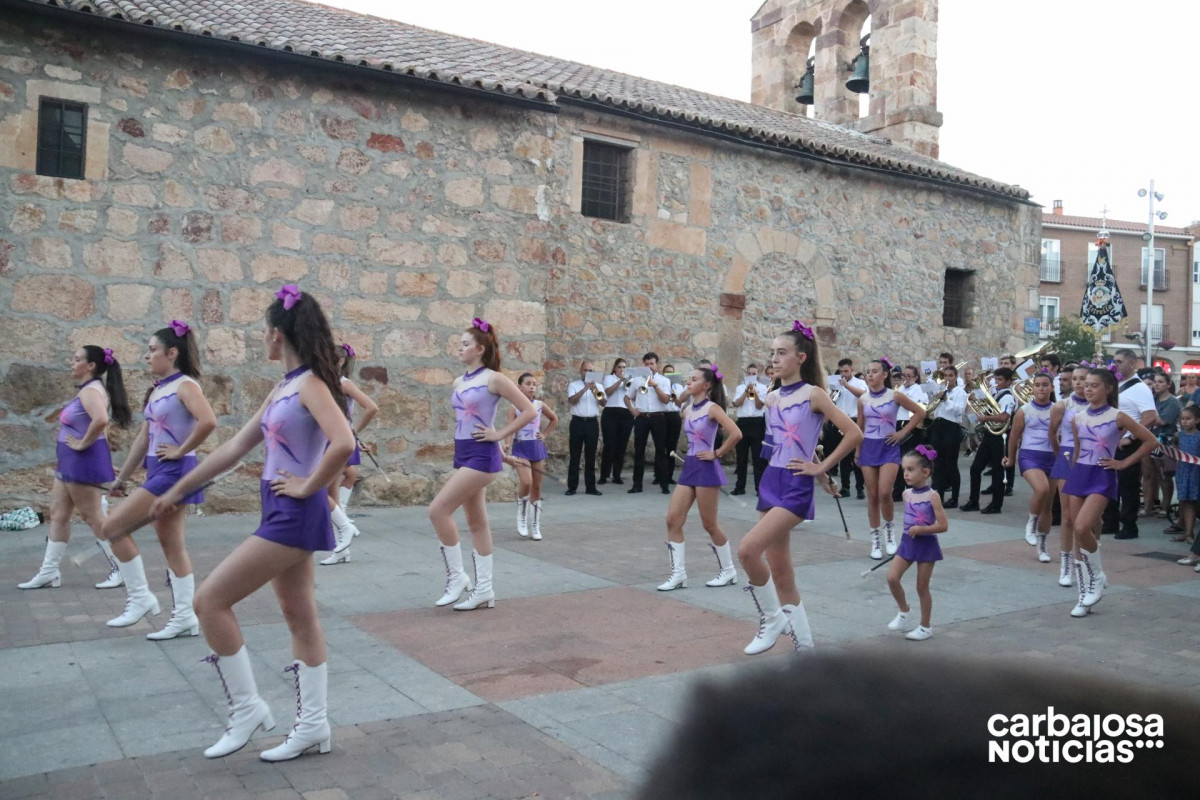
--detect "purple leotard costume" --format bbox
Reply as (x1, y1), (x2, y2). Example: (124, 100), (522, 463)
(142, 372), (204, 504)
(452, 366), (503, 473)
(340, 377), (361, 467)
(511, 399), (547, 461)
(895, 486), (942, 562)
(1050, 394), (1088, 480)
(678, 399), (725, 487)
(1017, 400), (1056, 475)
(756, 382), (824, 520)
(1062, 404), (1121, 502)
(255, 367), (335, 551)
(858, 387), (901, 467)
(55, 379), (114, 485)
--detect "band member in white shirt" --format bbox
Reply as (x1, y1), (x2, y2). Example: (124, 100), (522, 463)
(1101, 349), (1159, 539)
(599, 358), (633, 485)
(892, 364), (930, 501)
(627, 352), (674, 494)
(731, 363), (768, 496)
(962, 368), (1017, 513)
(565, 360), (604, 496)
(824, 358), (867, 498)
(662, 364), (685, 489)
(927, 365), (968, 507)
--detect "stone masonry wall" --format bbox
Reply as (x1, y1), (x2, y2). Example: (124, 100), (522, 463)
(0, 10), (1039, 512)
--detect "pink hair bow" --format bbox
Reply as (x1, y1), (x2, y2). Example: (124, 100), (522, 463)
(792, 320), (814, 340)
(710, 363), (723, 381)
(915, 444), (938, 461)
(1106, 363), (1123, 381)
(102, 348), (114, 365)
(169, 319), (190, 338)
(276, 284), (301, 311)
(472, 317), (490, 333)
(879, 356), (893, 371)
(341, 343), (356, 358)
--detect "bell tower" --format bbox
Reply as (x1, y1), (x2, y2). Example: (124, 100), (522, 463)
(750, 0), (943, 159)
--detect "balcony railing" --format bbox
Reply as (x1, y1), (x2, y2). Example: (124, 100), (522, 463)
(1039, 257), (1061, 282)
(1140, 270), (1169, 290)
(1039, 318), (1058, 339)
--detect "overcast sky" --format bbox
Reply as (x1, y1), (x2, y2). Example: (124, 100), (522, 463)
(323, 0), (1200, 227)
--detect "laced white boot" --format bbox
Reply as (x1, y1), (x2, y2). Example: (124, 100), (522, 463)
(94, 539), (124, 589)
(18, 539), (66, 589)
(1058, 551), (1074, 587)
(338, 485), (353, 509)
(781, 601), (814, 652)
(320, 518), (351, 566)
(454, 551), (495, 610)
(743, 578), (795, 655)
(531, 500), (543, 541)
(657, 542), (688, 591)
(203, 647), (276, 758)
(147, 569), (199, 640)
(106, 555), (161, 627)
(260, 661), (331, 762)
(435, 544), (473, 606)
(1080, 549), (1106, 607)
(329, 506), (357, 553)
(1070, 561), (1090, 618)
(1024, 514), (1039, 546)
(705, 542), (738, 587)
(884, 520), (897, 556)
(869, 527), (883, 560)
(516, 495), (529, 538)
(1037, 534), (1051, 562)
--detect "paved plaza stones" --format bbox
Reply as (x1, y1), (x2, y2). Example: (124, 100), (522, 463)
(2, 474), (1198, 799)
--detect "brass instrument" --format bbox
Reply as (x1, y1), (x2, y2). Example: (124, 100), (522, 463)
(746, 384), (758, 401)
(591, 384), (605, 402)
(639, 375), (653, 394)
(624, 379), (633, 389)
(1011, 380), (1033, 406)
(921, 360), (968, 421)
(966, 375), (1013, 436)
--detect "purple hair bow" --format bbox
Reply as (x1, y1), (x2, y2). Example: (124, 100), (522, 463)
(710, 363), (723, 381)
(102, 348), (114, 365)
(276, 284), (301, 311)
(472, 317), (490, 334)
(915, 444), (938, 462)
(169, 319), (190, 338)
(1106, 363), (1123, 381)
(879, 356), (893, 371)
(341, 343), (356, 358)
(792, 320), (814, 340)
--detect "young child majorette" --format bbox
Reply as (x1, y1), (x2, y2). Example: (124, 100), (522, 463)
(505, 372), (558, 541)
(885, 445), (948, 641)
(1003, 371), (1057, 563)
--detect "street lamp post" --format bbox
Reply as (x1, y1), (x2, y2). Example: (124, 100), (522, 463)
(1139, 181), (1168, 366)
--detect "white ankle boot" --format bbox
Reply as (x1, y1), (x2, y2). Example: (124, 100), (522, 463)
(329, 506), (357, 553)
(1080, 549), (1106, 607)
(436, 544), (473, 606)
(781, 601), (814, 652)
(705, 542), (738, 587)
(260, 661), (331, 762)
(95, 539), (124, 589)
(1024, 514), (1038, 546)
(1070, 561), (1090, 618)
(1037, 534), (1051, 562)
(1058, 551), (1074, 587)
(321, 513), (352, 565)
(530, 500), (543, 541)
(743, 578), (795, 655)
(319, 547), (350, 566)
(338, 485), (353, 510)
(454, 550), (495, 610)
(203, 647), (276, 758)
(106, 555), (161, 627)
(869, 528), (883, 560)
(884, 521), (897, 556)
(657, 542), (687, 591)
(147, 569), (199, 640)
(516, 495), (529, 537)
(18, 539), (66, 589)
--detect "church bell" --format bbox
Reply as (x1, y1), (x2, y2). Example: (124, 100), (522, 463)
(794, 57), (815, 105)
(845, 35), (870, 94)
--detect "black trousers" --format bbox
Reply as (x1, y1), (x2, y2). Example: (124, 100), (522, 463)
(567, 416), (600, 492)
(734, 417), (767, 492)
(599, 407), (633, 481)
(663, 412), (683, 484)
(822, 423), (863, 492)
(894, 425), (925, 498)
(632, 413), (669, 489)
(929, 419), (962, 502)
(1102, 441), (1143, 534)
(969, 432), (1005, 508)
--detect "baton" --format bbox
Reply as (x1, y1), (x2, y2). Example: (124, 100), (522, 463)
(669, 451), (749, 509)
(861, 554), (895, 577)
(816, 446), (851, 539)
(505, 456), (567, 486)
(355, 436), (391, 482)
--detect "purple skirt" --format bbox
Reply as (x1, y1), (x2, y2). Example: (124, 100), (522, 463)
(347, 441), (361, 467)
(896, 532), (943, 563)
(253, 480), (335, 552)
(859, 437), (900, 467)
(512, 439), (547, 462)
(142, 455), (204, 505)
(1018, 448), (1056, 476)
(1049, 448), (1073, 481)
(55, 439), (114, 485)
(756, 465), (814, 520)
(1063, 463), (1118, 502)
(454, 438), (502, 473)
(678, 454), (726, 487)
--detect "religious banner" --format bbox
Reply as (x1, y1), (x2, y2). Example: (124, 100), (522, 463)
(1080, 234), (1128, 332)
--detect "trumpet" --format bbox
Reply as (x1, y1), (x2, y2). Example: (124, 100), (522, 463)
(639, 376), (652, 394)
(591, 383), (605, 401)
(624, 379), (633, 389)
(921, 361), (967, 420)
(746, 384), (758, 401)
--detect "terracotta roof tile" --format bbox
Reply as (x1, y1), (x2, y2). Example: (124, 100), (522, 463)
(20, 0), (1030, 200)
(1043, 213), (1190, 237)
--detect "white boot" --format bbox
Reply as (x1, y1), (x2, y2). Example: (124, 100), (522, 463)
(884, 520), (898, 556)
(657, 542), (688, 591)
(781, 601), (814, 652)
(743, 578), (795, 655)
(454, 550), (495, 610)
(329, 506), (357, 553)
(321, 513), (352, 565)
(1036, 534), (1051, 562)
(203, 647), (276, 758)
(531, 499), (544, 541)
(18, 539), (66, 589)
(147, 569), (199, 640)
(1024, 514), (1038, 546)
(1080, 549), (1106, 607)
(869, 527), (883, 560)
(338, 485), (353, 509)
(94, 539), (124, 589)
(705, 542), (738, 587)
(106, 555), (161, 627)
(260, 661), (331, 762)
(435, 544), (473, 606)
(319, 546), (350, 566)
(516, 495), (529, 538)
(1070, 561), (1090, 618)
(1058, 551), (1074, 587)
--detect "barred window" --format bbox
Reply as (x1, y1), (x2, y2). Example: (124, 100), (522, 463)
(943, 269), (973, 328)
(36, 97), (87, 180)
(581, 140), (631, 222)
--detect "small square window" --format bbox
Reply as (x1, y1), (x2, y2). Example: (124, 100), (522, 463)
(581, 140), (631, 222)
(943, 269), (973, 328)
(36, 97), (88, 180)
